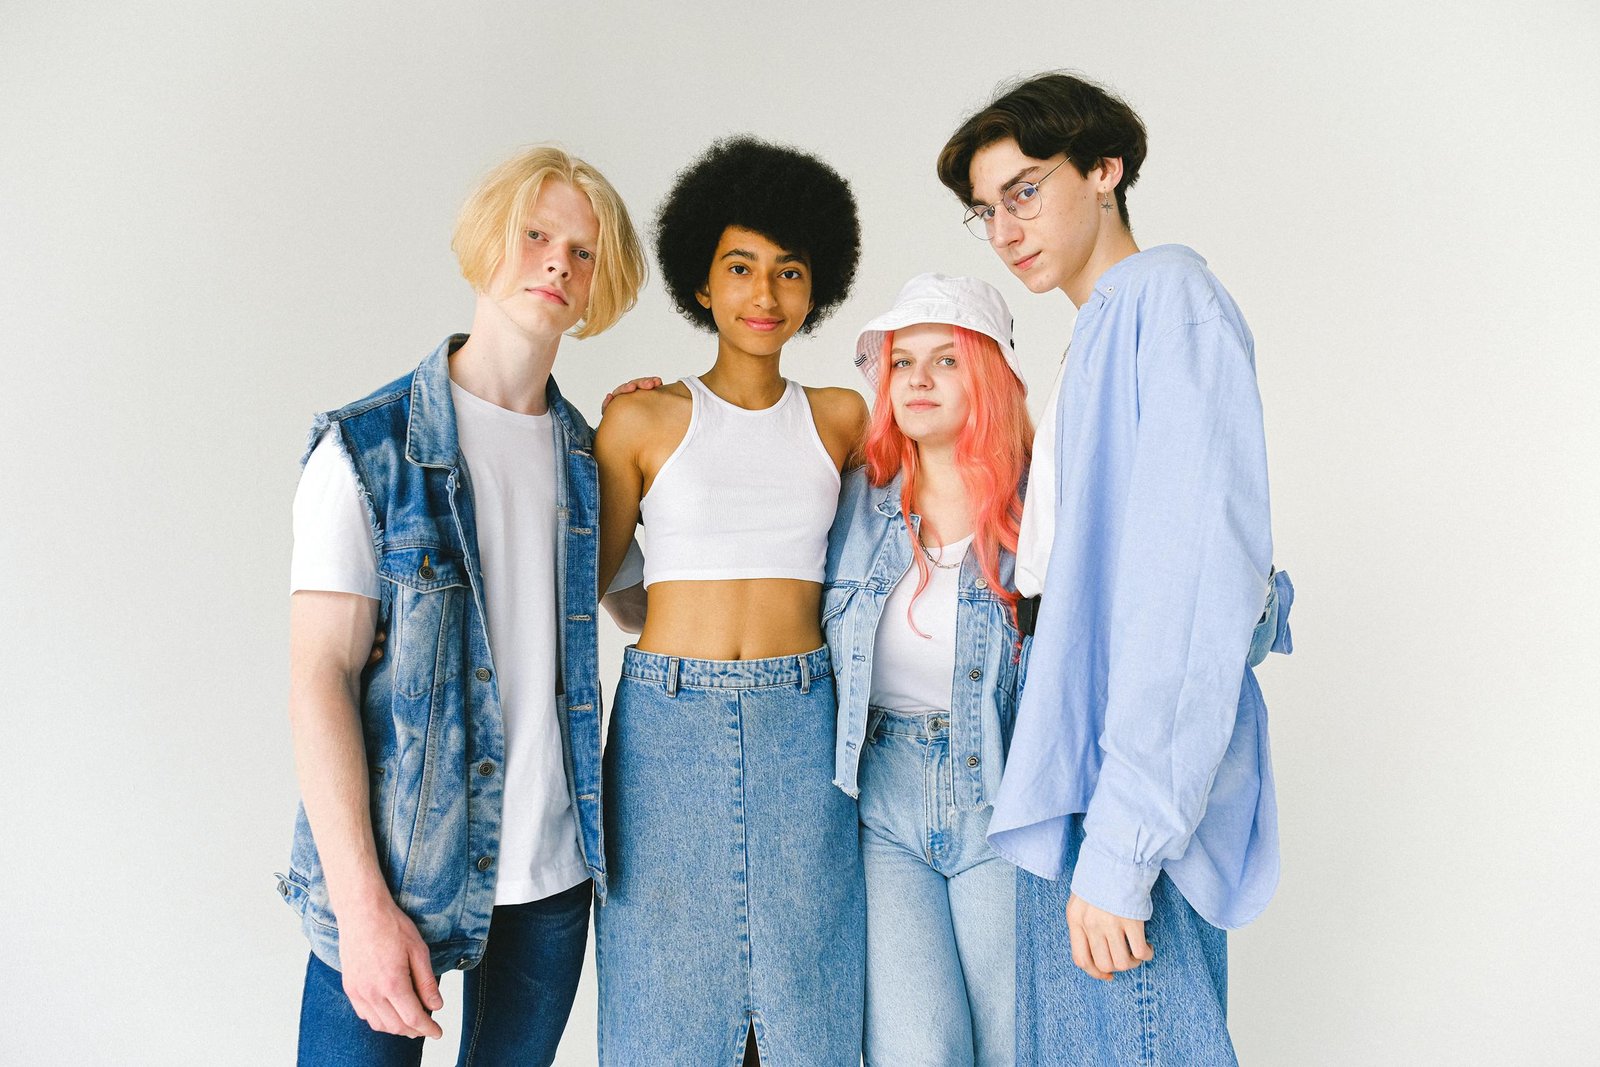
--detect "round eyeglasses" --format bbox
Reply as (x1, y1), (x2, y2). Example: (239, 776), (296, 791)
(962, 157), (1069, 240)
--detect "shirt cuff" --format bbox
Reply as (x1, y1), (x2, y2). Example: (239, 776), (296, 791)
(1069, 837), (1161, 921)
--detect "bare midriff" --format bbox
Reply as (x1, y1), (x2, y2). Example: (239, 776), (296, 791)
(636, 578), (824, 661)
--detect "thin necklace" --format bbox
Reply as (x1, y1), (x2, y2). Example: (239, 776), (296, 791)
(917, 527), (967, 570)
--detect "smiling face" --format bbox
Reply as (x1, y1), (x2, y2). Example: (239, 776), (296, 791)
(887, 322), (971, 451)
(695, 226), (813, 360)
(968, 138), (1116, 303)
(484, 179), (599, 340)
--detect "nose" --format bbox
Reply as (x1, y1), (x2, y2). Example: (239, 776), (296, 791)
(907, 359), (933, 389)
(751, 272), (776, 309)
(989, 208), (1023, 250)
(545, 245), (571, 279)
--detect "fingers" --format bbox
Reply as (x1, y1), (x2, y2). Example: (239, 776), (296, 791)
(1127, 924), (1155, 963)
(1066, 900), (1112, 982)
(411, 944), (445, 1013)
(1087, 932), (1118, 977)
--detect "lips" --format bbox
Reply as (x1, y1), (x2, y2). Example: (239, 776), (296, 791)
(903, 400), (939, 411)
(1013, 252), (1040, 271)
(742, 317), (781, 332)
(528, 286), (568, 305)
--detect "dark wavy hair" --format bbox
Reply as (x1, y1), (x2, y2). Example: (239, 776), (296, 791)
(655, 137), (861, 333)
(938, 72), (1147, 229)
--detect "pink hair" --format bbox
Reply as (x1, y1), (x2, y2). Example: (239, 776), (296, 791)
(862, 325), (1032, 634)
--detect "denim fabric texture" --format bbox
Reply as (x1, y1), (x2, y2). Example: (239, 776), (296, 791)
(277, 335), (609, 976)
(1015, 816), (1234, 1067)
(595, 647), (865, 1066)
(859, 709), (1016, 1067)
(824, 468), (1022, 806)
(990, 246), (1292, 930)
(296, 880), (591, 1066)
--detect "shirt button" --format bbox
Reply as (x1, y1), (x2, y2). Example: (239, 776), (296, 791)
(476, 856), (493, 872)
(967, 755), (980, 768)
(975, 578), (988, 590)
(477, 760), (495, 777)
(475, 667), (491, 682)
(969, 668), (982, 680)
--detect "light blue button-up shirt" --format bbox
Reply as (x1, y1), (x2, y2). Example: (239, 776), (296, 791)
(988, 245), (1289, 930)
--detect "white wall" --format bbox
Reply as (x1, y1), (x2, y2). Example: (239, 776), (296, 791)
(4, 1), (1596, 1063)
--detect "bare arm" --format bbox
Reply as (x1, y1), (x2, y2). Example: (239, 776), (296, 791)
(289, 590), (444, 1038)
(594, 394), (651, 599)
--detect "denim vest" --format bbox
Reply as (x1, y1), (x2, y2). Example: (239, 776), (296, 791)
(824, 468), (1022, 810)
(276, 336), (607, 975)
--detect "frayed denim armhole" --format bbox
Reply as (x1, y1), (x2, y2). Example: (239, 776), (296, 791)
(302, 413), (386, 563)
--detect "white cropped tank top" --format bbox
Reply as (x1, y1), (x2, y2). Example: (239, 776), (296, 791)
(639, 376), (841, 587)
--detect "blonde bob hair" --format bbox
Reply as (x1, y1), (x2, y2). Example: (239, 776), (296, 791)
(452, 145), (647, 339)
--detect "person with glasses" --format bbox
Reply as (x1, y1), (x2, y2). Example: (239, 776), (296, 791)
(593, 136), (868, 1066)
(823, 273), (1032, 1066)
(937, 73), (1295, 1065)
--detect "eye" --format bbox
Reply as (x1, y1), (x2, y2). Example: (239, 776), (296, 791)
(1012, 183), (1038, 204)
(729, 263), (750, 275)
(525, 229), (546, 241)
(574, 248), (593, 262)
(890, 357), (912, 369)
(780, 268), (804, 280)
(937, 356), (958, 367)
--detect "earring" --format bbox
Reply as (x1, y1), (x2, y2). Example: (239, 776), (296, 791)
(1100, 193), (1114, 213)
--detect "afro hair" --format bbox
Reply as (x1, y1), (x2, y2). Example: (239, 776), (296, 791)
(655, 136), (861, 334)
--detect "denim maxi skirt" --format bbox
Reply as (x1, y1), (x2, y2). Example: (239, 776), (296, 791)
(596, 646), (866, 1066)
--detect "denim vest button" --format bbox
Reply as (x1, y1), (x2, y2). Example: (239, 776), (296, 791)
(476, 856), (493, 871)
(419, 562), (435, 580)
(457, 957), (470, 970)
(969, 668), (982, 680)
(477, 760), (495, 777)
(975, 578), (988, 589)
(475, 667), (491, 682)
(930, 717), (946, 731)
(967, 755), (980, 768)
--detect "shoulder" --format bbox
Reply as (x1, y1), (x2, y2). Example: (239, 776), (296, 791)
(802, 384), (869, 437)
(595, 383), (691, 449)
(1120, 245), (1239, 330)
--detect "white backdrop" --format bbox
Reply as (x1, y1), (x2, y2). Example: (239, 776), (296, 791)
(4, 1), (1597, 1063)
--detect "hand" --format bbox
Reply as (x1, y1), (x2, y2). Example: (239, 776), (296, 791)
(337, 896), (445, 1039)
(1066, 892), (1154, 981)
(365, 626), (386, 669)
(602, 376), (663, 411)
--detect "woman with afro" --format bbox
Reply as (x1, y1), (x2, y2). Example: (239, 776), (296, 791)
(594, 137), (868, 1065)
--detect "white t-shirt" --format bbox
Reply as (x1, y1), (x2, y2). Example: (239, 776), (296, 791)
(290, 381), (587, 905)
(868, 535), (972, 714)
(1015, 353), (1070, 599)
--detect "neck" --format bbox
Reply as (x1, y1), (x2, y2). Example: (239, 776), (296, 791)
(450, 295), (562, 415)
(1061, 225), (1141, 308)
(699, 341), (787, 409)
(910, 441), (972, 544)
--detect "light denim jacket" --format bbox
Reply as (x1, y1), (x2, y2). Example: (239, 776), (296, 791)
(823, 468), (1022, 809)
(989, 246), (1293, 930)
(276, 335), (608, 974)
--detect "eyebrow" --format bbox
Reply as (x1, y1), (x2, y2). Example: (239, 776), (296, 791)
(721, 247), (809, 266)
(889, 342), (957, 356)
(526, 218), (598, 245)
(972, 165), (1044, 207)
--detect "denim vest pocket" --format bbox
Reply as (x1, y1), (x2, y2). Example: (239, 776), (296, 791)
(379, 547), (468, 700)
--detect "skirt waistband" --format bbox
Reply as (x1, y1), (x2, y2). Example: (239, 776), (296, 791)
(622, 645), (831, 690)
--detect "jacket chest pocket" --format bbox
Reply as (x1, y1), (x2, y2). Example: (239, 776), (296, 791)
(379, 547), (469, 700)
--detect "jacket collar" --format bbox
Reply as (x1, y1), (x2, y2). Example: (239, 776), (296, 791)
(405, 334), (589, 467)
(872, 470), (906, 518)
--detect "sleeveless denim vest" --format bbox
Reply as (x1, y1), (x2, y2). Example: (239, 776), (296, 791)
(276, 336), (607, 975)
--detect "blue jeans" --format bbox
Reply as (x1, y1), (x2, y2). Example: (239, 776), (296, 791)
(596, 647), (865, 1066)
(297, 880), (590, 1066)
(859, 710), (1016, 1067)
(1016, 817), (1235, 1066)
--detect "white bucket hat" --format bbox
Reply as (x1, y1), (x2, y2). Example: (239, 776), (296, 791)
(852, 272), (1023, 394)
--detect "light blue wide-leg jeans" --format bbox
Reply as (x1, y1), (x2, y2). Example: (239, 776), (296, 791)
(859, 709), (1016, 1067)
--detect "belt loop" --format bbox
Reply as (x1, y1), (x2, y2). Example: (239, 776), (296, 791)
(665, 657), (680, 697)
(797, 654), (812, 695)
